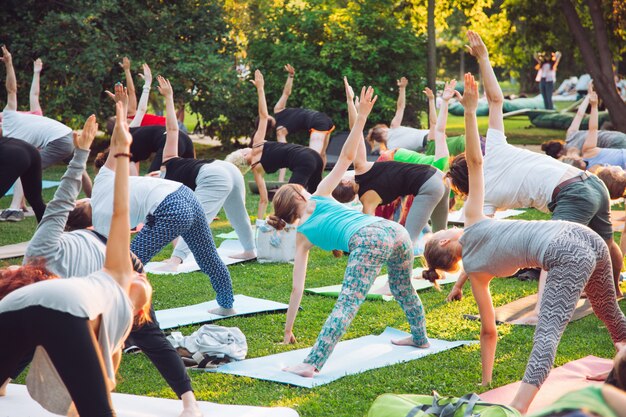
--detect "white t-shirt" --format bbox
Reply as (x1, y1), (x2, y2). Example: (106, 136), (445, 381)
(91, 166), (181, 236)
(483, 128), (571, 215)
(1, 110), (72, 148)
(387, 126), (430, 151)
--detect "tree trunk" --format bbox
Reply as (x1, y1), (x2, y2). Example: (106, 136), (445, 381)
(459, 49), (465, 81)
(427, 0), (436, 91)
(560, 0), (626, 132)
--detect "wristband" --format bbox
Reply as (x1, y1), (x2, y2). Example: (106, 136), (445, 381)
(288, 75), (294, 78)
(114, 152), (133, 159)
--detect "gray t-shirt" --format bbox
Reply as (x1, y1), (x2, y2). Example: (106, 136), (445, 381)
(460, 218), (570, 277)
(24, 149), (106, 277)
(565, 131), (626, 151)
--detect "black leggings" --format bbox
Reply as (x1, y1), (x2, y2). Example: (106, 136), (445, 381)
(290, 151), (323, 193)
(0, 137), (46, 221)
(148, 132), (195, 172)
(0, 306), (114, 417)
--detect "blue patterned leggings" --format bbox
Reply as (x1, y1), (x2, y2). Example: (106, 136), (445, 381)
(131, 186), (234, 308)
(523, 225), (626, 387)
(304, 220), (428, 370)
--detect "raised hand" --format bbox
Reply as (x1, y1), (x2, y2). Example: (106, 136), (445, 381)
(74, 114), (99, 151)
(343, 76), (355, 102)
(397, 77), (408, 88)
(455, 73), (479, 113)
(284, 64), (295, 76)
(137, 63), (152, 84)
(111, 101), (132, 151)
(357, 86), (378, 118)
(466, 30), (488, 60)
(441, 79), (458, 101)
(250, 69), (264, 89)
(33, 58), (43, 73)
(157, 75), (173, 98)
(119, 56), (131, 71)
(423, 87), (435, 100)
(0, 46), (12, 65)
(588, 82), (598, 106)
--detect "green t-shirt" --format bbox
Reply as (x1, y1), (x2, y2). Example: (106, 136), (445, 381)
(527, 386), (618, 417)
(393, 148), (449, 171)
(424, 135), (466, 157)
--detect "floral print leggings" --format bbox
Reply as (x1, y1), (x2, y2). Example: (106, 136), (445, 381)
(304, 220), (428, 370)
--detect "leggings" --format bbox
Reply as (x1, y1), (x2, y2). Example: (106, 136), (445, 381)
(289, 151), (323, 193)
(524, 226), (626, 387)
(0, 137), (46, 221)
(304, 221), (428, 370)
(0, 306), (114, 417)
(149, 132), (195, 172)
(130, 186), (234, 309)
(540, 78), (554, 110)
(405, 170), (448, 245)
(173, 160), (255, 260)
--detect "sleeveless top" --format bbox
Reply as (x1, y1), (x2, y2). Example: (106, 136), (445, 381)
(297, 195), (380, 252)
(527, 386), (617, 417)
(163, 156), (215, 191)
(583, 148), (626, 168)
(253, 141), (319, 174)
(275, 108), (334, 134)
(355, 161), (437, 205)
(459, 218), (570, 277)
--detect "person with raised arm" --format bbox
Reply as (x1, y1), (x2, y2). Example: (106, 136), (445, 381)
(265, 86), (429, 378)
(366, 77), (434, 154)
(270, 64), (335, 175)
(152, 75), (255, 269)
(445, 31), (623, 302)
(422, 71), (626, 414)
(89, 83), (235, 316)
(225, 70), (324, 221)
(0, 102), (153, 416)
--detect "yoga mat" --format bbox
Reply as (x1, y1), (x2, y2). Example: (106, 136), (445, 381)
(2, 383), (299, 417)
(0, 241), (29, 259)
(155, 294), (288, 330)
(208, 327), (475, 388)
(216, 226), (258, 240)
(145, 240), (255, 275)
(4, 180), (61, 196)
(464, 293), (604, 325)
(448, 209), (525, 225)
(480, 355), (613, 413)
(305, 268), (461, 301)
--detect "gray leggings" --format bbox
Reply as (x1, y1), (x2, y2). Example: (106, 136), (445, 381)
(173, 160), (255, 260)
(523, 225), (626, 387)
(404, 170), (448, 245)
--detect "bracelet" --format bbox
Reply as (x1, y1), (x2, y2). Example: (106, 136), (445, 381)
(288, 75), (294, 78)
(114, 152), (133, 159)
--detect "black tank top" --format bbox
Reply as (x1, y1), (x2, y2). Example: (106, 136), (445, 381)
(130, 126), (194, 162)
(254, 141), (318, 174)
(163, 157), (214, 191)
(274, 108), (334, 134)
(355, 161), (437, 205)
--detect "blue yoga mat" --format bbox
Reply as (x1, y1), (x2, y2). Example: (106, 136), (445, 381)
(4, 180), (61, 196)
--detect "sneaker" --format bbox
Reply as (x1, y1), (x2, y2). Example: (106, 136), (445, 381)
(1, 209), (25, 222)
(0, 210), (12, 222)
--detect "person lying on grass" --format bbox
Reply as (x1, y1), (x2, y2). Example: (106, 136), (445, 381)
(267, 85), (430, 378)
(422, 70), (626, 414)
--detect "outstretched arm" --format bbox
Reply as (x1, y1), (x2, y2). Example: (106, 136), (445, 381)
(567, 94), (591, 136)
(129, 64), (152, 128)
(274, 64), (294, 113)
(390, 77), (408, 129)
(433, 80), (456, 160)
(314, 86), (377, 197)
(470, 274), (498, 386)
(103, 101), (134, 289)
(344, 77), (369, 172)
(251, 69), (270, 219)
(423, 86), (438, 140)
(103, 84), (129, 171)
(582, 84), (599, 155)
(466, 31), (504, 133)
(157, 76), (179, 163)
(2, 46), (17, 111)
(29, 58), (42, 113)
(283, 235), (313, 344)
(120, 57), (138, 116)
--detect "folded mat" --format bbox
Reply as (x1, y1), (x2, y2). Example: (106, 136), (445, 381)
(2, 383), (299, 417)
(0, 241), (29, 259)
(464, 293), (608, 325)
(145, 240), (254, 274)
(305, 268), (461, 301)
(4, 180), (61, 196)
(480, 355), (613, 413)
(208, 327), (474, 388)
(448, 209), (525, 224)
(155, 294), (288, 330)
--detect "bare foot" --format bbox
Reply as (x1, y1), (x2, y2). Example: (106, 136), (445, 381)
(208, 307), (237, 316)
(391, 337), (430, 348)
(512, 315), (538, 325)
(0, 378), (10, 396)
(283, 363), (317, 377)
(228, 250), (256, 260)
(152, 257), (182, 272)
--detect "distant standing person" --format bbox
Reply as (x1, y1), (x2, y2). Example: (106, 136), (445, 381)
(534, 51), (561, 110)
(271, 64), (334, 179)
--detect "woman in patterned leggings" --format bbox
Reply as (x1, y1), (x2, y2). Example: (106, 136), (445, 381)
(422, 71), (626, 413)
(267, 87), (429, 378)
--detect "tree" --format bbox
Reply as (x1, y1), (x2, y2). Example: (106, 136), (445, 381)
(427, 0), (436, 90)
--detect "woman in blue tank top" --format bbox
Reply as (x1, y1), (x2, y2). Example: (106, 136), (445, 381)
(421, 63), (626, 414)
(266, 87), (429, 378)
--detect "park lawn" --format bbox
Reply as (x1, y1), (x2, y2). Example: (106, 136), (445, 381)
(1, 114), (623, 417)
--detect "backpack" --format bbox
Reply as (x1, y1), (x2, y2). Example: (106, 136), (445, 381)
(368, 392), (521, 417)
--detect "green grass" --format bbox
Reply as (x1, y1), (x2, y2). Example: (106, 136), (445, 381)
(1, 115), (624, 417)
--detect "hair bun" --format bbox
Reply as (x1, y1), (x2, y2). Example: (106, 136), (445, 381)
(422, 268), (441, 283)
(266, 215), (287, 231)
